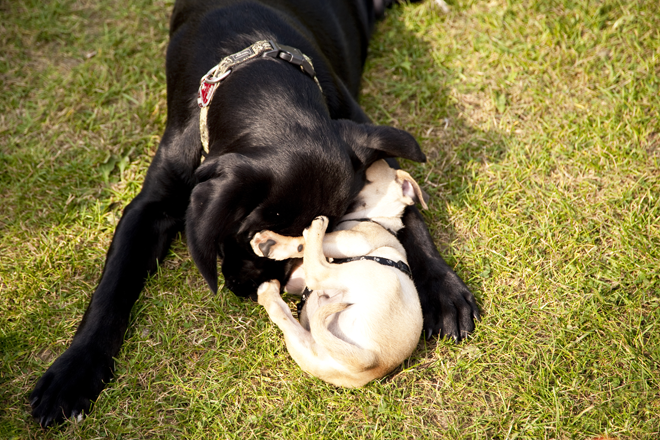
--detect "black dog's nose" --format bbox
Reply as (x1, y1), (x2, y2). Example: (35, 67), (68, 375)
(258, 239), (276, 257)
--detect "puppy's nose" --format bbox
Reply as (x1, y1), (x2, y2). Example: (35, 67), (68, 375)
(258, 239), (276, 257)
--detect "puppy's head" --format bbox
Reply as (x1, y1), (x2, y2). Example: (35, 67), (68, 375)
(185, 122), (426, 294)
(347, 159), (427, 219)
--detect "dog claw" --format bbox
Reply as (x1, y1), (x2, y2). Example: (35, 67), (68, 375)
(71, 410), (84, 423)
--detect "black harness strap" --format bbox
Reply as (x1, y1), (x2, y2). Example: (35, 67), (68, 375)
(331, 256), (413, 279)
(297, 287), (312, 318)
(295, 256), (412, 317)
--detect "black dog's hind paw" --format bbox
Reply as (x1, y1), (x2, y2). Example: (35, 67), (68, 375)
(420, 269), (480, 342)
(29, 345), (112, 428)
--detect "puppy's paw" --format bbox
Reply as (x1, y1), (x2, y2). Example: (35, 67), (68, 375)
(257, 280), (281, 306)
(311, 216), (329, 233)
(305, 216), (329, 242)
(251, 231), (276, 257)
(251, 231), (304, 260)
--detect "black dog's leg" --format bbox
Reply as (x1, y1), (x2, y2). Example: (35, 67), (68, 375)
(398, 205), (480, 341)
(29, 144), (193, 427)
(381, 157), (479, 341)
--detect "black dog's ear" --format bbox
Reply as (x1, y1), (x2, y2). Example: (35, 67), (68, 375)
(185, 155), (264, 292)
(186, 178), (240, 292)
(335, 120), (426, 166)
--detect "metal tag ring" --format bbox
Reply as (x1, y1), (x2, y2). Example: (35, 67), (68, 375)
(203, 68), (232, 84)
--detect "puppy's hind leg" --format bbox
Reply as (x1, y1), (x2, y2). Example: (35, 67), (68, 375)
(257, 281), (329, 375)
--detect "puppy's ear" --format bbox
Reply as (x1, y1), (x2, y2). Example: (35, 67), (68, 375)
(186, 155), (264, 292)
(335, 120), (426, 166)
(396, 169), (429, 210)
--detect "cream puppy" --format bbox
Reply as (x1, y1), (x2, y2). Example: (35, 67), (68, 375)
(250, 160), (427, 387)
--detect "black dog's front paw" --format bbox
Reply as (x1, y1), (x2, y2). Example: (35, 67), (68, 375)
(397, 204), (481, 342)
(30, 344), (113, 428)
(420, 268), (480, 342)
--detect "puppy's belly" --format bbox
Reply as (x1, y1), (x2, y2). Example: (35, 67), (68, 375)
(285, 265), (306, 295)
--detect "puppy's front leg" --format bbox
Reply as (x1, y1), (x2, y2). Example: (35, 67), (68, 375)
(319, 224), (394, 260)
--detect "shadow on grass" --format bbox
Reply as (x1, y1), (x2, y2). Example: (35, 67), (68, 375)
(361, 5), (509, 330)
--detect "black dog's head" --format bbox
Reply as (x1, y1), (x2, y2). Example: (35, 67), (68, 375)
(185, 119), (425, 295)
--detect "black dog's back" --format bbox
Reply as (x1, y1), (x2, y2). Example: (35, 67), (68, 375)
(168, 0), (373, 109)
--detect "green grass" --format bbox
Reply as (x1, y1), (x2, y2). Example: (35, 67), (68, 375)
(1, 0), (659, 438)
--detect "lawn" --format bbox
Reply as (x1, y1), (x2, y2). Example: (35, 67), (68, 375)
(1, 0), (658, 438)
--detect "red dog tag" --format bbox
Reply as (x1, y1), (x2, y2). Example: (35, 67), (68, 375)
(198, 81), (218, 108)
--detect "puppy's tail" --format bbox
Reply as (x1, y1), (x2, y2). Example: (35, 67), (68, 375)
(311, 303), (379, 372)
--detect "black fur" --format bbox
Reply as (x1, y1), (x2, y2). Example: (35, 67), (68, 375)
(29, 0), (479, 428)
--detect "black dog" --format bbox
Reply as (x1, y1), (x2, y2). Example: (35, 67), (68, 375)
(30, 0), (479, 427)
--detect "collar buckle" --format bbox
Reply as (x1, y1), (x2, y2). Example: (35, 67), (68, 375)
(264, 40), (317, 78)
